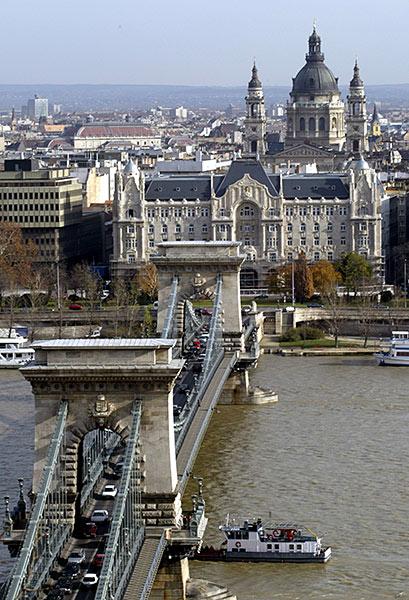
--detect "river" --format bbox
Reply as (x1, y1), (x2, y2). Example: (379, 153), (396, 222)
(0, 357), (409, 599)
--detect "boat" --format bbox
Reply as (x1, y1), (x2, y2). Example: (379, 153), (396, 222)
(194, 516), (331, 563)
(0, 329), (34, 369)
(375, 331), (409, 366)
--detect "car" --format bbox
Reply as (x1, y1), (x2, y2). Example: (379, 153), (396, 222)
(90, 509), (109, 523)
(93, 553), (105, 568)
(82, 573), (99, 587)
(307, 302), (324, 308)
(255, 294), (269, 300)
(67, 549), (86, 565)
(55, 577), (73, 593)
(68, 303), (82, 310)
(63, 563), (81, 579)
(200, 308), (212, 316)
(284, 305), (295, 312)
(46, 591), (65, 600)
(241, 305), (252, 315)
(101, 485), (118, 498)
(100, 290), (110, 301)
(82, 522), (97, 538)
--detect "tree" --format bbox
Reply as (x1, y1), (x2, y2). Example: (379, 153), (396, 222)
(68, 264), (102, 335)
(136, 263), (158, 303)
(266, 265), (292, 299)
(336, 252), (372, 298)
(311, 260), (343, 348)
(294, 252), (314, 302)
(112, 278), (129, 337)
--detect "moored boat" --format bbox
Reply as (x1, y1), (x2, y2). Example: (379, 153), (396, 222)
(375, 331), (409, 366)
(194, 516), (331, 563)
(0, 329), (34, 369)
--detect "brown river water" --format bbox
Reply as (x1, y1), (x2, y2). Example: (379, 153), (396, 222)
(1, 356), (409, 599)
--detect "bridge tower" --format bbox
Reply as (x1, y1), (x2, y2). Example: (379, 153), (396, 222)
(152, 241), (245, 351)
(23, 339), (184, 525)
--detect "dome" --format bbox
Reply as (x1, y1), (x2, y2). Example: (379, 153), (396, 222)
(248, 63), (262, 89)
(350, 60), (363, 88)
(347, 154), (370, 171)
(291, 27), (339, 96)
(123, 159), (139, 177)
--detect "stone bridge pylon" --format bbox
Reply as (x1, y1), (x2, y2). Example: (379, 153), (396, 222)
(152, 242), (245, 350)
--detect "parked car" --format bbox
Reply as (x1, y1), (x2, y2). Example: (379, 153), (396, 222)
(90, 509), (109, 523)
(68, 303), (82, 311)
(93, 553), (105, 568)
(82, 573), (99, 587)
(241, 305), (252, 315)
(67, 549), (86, 565)
(101, 485), (118, 499)
(255, 294), (269, 300)
(284, 305), (295, 312)
(307, 302), (324, 308)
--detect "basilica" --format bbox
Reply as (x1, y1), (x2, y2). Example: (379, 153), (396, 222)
(111, 27), (382, 288)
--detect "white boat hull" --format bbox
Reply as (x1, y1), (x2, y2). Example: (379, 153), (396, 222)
(375, 353), (409, 366)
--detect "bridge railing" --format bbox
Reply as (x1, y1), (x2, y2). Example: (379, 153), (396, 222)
(4, 402), (70, 600)
(95, 402), (144, 600)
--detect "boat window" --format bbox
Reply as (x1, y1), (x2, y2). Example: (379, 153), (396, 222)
(242, 531), (249, 539)
(297, 544), (302, 550)
(267, 544), (272, 550)
(289, 544), (294, 551)
(239, 548), (246, 552)
(232, 548), (238, 552)
(274, 544), (279, 550)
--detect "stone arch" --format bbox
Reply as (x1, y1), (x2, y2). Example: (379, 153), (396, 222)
(235, 201), (262, 255)
(319, 117), (325, 131)
(300, 117), (305, 131)
(309, 117), (315, 132)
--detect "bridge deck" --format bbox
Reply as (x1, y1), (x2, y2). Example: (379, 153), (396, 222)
(122, 529), (166, 600)
(177, 352), (236, 492)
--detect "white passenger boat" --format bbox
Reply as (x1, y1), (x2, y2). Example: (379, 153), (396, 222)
(375, 331), (409, 366)
(0, 329), (34, 368)
(195, 516), (331, 563)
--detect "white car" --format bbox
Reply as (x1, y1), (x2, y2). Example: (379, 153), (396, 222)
(90, 509), (109, 523)
(82, 573), (99, 587)
(101, 485), (118, 498)
(67, 550), (86, 565)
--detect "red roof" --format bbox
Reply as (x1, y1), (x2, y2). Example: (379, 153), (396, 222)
(76, 125), (158, 138)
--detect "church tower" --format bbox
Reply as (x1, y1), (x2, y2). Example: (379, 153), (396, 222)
(346, 60), (369, 154)
(244, 63), (266, 157)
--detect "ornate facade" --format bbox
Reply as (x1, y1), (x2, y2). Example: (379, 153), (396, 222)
(111, 158), (383, 286)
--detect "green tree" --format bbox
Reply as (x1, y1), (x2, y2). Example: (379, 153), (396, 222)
(311, 260), (343, 348)
(336, 252), (372, 298)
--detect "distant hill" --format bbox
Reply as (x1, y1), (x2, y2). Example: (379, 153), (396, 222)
(0, 83), (408, 113)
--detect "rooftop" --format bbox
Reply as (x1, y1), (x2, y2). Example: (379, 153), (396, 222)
(75, 125), (158, 139)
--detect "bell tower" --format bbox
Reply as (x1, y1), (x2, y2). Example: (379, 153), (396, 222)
(244, 63), (266, 157)
(346, 60), (369, 154)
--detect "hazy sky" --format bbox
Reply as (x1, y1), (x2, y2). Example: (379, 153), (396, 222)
(3, 0), (408, 86)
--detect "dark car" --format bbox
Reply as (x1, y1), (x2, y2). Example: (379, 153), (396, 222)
(255, 294), (269, 300)
(200, 308), (212, 316)
(82, 522), (97, 538)
(93, 553), (105, 568)
(56, 577), (73, 593)
(46, 591), (65, 600)
(63, 563), (81, 579)
(307, 303), (324, 308)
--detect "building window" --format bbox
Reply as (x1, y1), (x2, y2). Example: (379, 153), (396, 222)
(268, 224), (276, 232)
(300, 117), (305, 131)
(269, 252), (277, 262)
(287, 238), (293, 246)
(340, 237), (346, 245)
(127, 225), (135, 234)
(359, 223), (367, 232)
(127, 254), (136, 263)
(219, 224), (226, 232)
(313, 223), (320, 232)
(285, 207), (293, 217)
(287, 223), (293, 232)
(309, 117), (315, 132)
(328, 252), (334, 261)
(174, 207), (182, 217)
(300, 223), (306, 232)
(161, 224), (168, 234)
(287, 252), (293, 261)
(240, 205), (255, 217)
(314, 238), (320, 246)
(358, 236), (368, 247)
(148, 240), (155, 248)
(327, 237), (333, 245)
(327, 222), (333, 232)
(268, 208), (275, 218)
(340, 222), (346, 231)
(267, 237), (276, 248)
(202, 224), (208, 233)
(319, 117), (325, 131)
(312, 206), (320, 216)
(326, 206), (334, 216)
(188, 224), (194, 234)
(201, 208), (209, 217)
(160, 208), (168, 218)
(299, 206), (307, 216)
(300, 239), (306, 245)
(220, 208), (226, 217)
(147, 208), (155, 218)
(339, 206), (348, 216)
(314, 252), (320, 261)
(148, 224), (154, 234)
(175, 223), (181, 234)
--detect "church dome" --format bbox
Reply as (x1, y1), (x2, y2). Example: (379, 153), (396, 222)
(248, 63), (262, 89)
(291, 27), (339, 96)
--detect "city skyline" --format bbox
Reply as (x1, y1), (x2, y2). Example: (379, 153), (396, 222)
(1, 0), (408, 87)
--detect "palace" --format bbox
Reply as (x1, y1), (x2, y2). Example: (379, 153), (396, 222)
(111, 27), (382, 288)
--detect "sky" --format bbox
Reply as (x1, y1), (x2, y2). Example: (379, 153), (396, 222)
(3, 0), (408, 86)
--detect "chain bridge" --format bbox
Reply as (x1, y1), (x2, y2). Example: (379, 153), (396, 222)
(0, 242), (262, 600)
